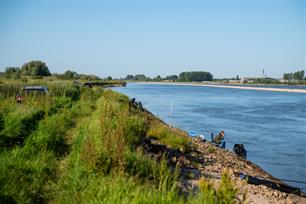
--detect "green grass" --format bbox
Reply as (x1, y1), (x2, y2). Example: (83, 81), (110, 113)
(0, 106), (45, 148)
(147, 120), (191, 152)
(0, 79), (241, 203)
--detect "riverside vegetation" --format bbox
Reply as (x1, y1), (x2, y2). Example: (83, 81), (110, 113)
(0, 78), (241, 204)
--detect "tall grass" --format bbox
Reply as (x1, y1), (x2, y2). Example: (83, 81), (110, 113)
(147, 120), (191, 152)
(0, 83), (241, 204)
(0, 106), (45, 148)
(0, 84), (103, 203)
(0, 83), (23, 99)
(194, 171), (238, 204)
(51, 90), (184, 203)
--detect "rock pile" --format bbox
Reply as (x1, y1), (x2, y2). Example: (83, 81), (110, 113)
(139, 134), (306, 203)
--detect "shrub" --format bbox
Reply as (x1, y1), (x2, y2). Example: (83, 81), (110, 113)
(217, 171), (238, 204)
(198, 177), (217, 203)
(197, 171), (238, 204)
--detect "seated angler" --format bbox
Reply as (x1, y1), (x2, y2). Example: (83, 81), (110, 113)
(213, 130), (226, 149)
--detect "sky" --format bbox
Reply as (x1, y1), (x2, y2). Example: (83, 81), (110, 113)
(0, 0), (305, 79)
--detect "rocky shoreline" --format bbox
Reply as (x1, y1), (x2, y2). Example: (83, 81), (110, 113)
(140, 115), (306, 204)
(190, 138), (306, 203)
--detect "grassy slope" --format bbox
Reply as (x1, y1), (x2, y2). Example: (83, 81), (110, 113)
(0, 80), (238, 204)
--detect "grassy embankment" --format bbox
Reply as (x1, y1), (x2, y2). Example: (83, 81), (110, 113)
(0, 80), (239, 203)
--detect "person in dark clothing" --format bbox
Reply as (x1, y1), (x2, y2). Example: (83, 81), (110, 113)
(16, 93), (22, 104)
(213, 130), (225, 149)
(233, 144), (247, 159)
(210, 132), (214, 142)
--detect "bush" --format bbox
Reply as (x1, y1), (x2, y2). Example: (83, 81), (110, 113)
(196, 171), (238, 204)
(217, 171), (238, 204)
(21, 60), (51, 76)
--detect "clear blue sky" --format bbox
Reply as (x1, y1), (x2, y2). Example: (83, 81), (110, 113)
(0, 0), (305, 78)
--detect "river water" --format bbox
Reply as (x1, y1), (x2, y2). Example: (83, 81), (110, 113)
(113, 83), (306, 191)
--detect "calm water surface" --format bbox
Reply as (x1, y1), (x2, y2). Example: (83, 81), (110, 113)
(114, 83), (306, 191)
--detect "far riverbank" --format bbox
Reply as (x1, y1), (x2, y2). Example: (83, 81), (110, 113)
(137, 82), (306, 94)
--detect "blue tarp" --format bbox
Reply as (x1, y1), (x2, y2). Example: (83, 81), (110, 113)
(189, 131), (197, 137)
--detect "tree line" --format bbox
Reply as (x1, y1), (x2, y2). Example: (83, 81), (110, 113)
(3, 61), (51, 79)
(124, 71), (213, 82)
(53, 70), (101, 81)
(283, 70), (305, 81)
(1, 60), (101, 81)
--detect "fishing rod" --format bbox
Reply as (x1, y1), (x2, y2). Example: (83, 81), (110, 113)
(279, 179), (306, 185)
(142, 95), (160, 108)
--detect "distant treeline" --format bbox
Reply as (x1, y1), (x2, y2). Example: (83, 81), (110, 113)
(1, 60), (102, 81)
(283, 70), (305, 81)
(124, 71), (213, 82)
(53, 70), (101, 81)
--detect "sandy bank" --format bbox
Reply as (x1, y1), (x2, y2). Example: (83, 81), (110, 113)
(138, 82), (306, 94)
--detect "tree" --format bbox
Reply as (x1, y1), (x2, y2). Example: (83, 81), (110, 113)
(4, 67), (21, 79)
(81, 74), (100, 80)
(179, 71), (213, 82)
(134, 74), (146, 81)
(283, 73), (289, 80)
(54, 70), (100, 81)
(21, 61), (51, 76)
(125, 75), (134, 80)
(283, 70), (305, 81)
(62, 70), (80, 80)
(154, 75), (162, 81)
(165, 75), (178, 81)
(296, 70), (304, 80)
(107, 76), (112, 81)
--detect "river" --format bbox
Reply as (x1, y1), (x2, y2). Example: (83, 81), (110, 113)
(113, 82), (306, 191)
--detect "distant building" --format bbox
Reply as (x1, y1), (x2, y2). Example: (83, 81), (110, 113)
(279, 79), (288, 83)
(240, 77), (256, 83)
(228, 79), (240, 84)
